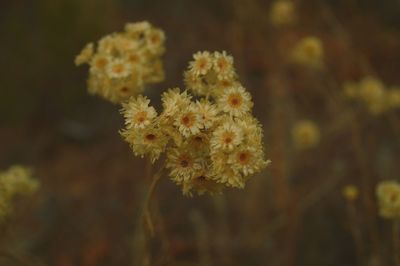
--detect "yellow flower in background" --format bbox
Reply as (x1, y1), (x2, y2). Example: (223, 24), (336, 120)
(76, 21), (166, 103)
(292, 120), (320, 150)
(270, 0), (296, 27)
(291, 36), (324, 69)
(0, 165), (39, 221)
(376, 181), (400, 219)
(342, 76), (400, 115)
(342, 185), (359, 202)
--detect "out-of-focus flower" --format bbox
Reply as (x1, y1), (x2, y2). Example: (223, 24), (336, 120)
(0, 165), (39, 221)
(269, 0), (296, 27)
(342, 76), (400, 115)
(292, 120), (320, 150)
(376, 181), (400, 219)
(291, 36), (324, 69)
(342, 185), (359, 202)
(76, 21), (166, 103)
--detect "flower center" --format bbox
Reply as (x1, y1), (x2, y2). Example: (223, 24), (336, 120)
(134, 112), (147, 123)
(228, 94), (242, 108)
(95, 58), (108, 69)
(181, 113), (194, 127)
(238, 152), (251, 165)
(180, 159), (189, 168)
(112, 64), (125, 74)
(145, 134), (156, 141)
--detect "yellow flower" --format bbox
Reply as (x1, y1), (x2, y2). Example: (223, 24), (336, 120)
(161, 88), (192, 118)
(211, 121), (243, 152)
(121, 124), (168, 163)
(218, 86), (253, 117)
(181, 168), (223, 196)
(166, 148), (203, 183)
(121, 95), (157, 129)
(291, 36), (324, 68)
(146, 28), (166, 54)
(342, 185), (359, 201)
(90, 54), (110, 74)
(190, 51), (213, 76)
(107, 58), (132, 79)
(269, 0), (296, 26)
(174, 104), (202, 137)
(75, 43), (94, 66)
(195, 99), (218, 129)
(292, 120), (320, 150)
(213, 51), (235, 80)
(376, 181), (400, 219)
(229, 147), (270, 177)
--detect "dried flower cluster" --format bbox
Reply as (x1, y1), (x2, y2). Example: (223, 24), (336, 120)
(0, 165), (39, 220)
(343, 76), (400, 115)
(376, 181), (400, 219)
(291, 36), (324, 69)
(292, 120), (320, 150)
(75, 21), (165, 103)
(269, 0), (296, 27)
(121, 51), (270, 196)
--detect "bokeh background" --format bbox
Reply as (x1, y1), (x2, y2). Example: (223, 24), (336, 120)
(1, 0), (400, 265)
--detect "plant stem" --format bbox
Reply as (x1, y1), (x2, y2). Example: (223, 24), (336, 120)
(393, 220), (400, 266)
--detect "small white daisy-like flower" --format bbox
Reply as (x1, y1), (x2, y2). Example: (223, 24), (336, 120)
(125, 21), (151, 36)
(166, 148), (203, 183)
(90, 54), (110, 74)
(229, 147), (270, 177)
(146, 29), (165, 54)
(122, 95), (157, 129)
(213, 51), (235, 80)
(189, 51), (213, 76)
(107, 58), (132, 79)
(218, 86), (253, 117)
(210, 121), (243, 152)
(122, 125), (168, 163)
(174, 104), (202, 137)
(196, 99), (218, 129)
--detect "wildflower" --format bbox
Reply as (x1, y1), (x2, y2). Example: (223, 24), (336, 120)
(196, 99), (218, 129)
(342, 185), (359, 202)
(218, 86), (253, 117)
(376, 181), (400, 219)
(213, 51), (235, 80)
(292, 120), (320, 150)
(121, 95), (157, 129)
(76, 21), (166, 103)
(166, 148), (203, 183)
(291, 36), (324, 69)
(211, 121), (243, 152)
(75, 43), (94, 66)
(107, 59), (132, 79)
(182, 169), (223, 196)
(0, 165), (39, 220)
(174, 104), (202, 137)
(229, 147), (270, 177)
(189, 51), (213, 76)
(161, 88), (192, 118)
(270, 0), (296, 26)
(121, 124), (168, 163)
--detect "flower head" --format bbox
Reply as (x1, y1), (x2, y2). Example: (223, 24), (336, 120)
(218, 86), (253, 117)
(121, 95), (157, 129)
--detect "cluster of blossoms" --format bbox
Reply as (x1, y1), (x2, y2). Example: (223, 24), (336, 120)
(376, 181), (400, 219)
(121, 51), (270, 196)
(269, 0), (296, 27)
(291, 36), (324, 69)
(291, 120), (320, 150)
(343, 76), (400, 115)
(0, 166), (39, 220)
(75, 21), (165, 103)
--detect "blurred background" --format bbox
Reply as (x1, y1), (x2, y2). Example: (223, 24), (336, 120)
(1, 0), (400, 265)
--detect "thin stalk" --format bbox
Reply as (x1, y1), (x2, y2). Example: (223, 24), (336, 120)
(393, 220), (400, 266)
